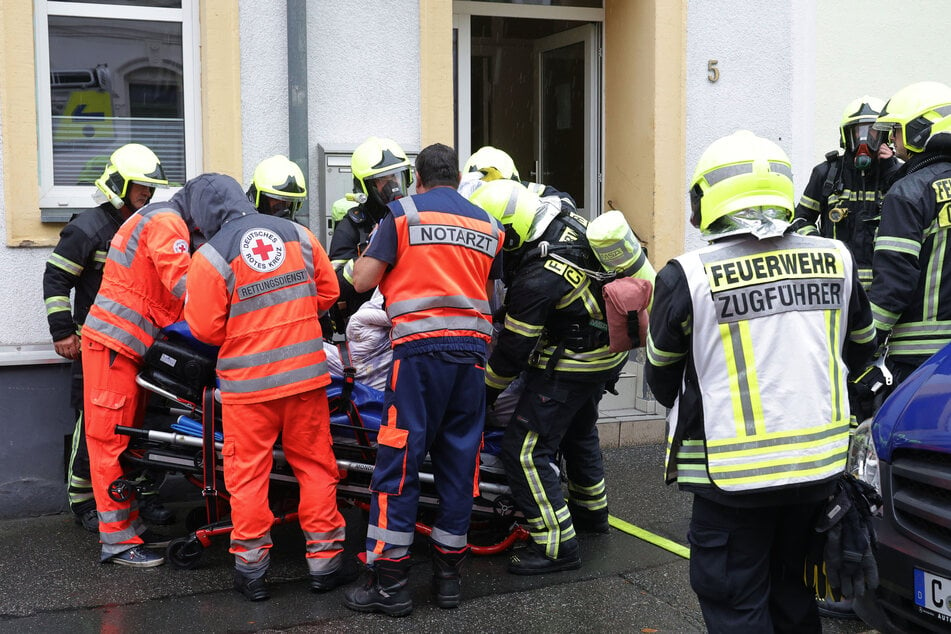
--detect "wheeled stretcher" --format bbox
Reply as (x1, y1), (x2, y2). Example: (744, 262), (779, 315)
(110, 325), (527, 569)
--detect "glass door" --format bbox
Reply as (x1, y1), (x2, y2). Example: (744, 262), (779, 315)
(534, 23), (599, 217)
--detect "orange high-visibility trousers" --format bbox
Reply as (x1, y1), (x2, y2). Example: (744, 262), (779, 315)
(81, 339), (147, 559)
(223, 388), (346, 575)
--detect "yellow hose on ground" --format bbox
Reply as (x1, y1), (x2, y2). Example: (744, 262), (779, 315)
(608, 514), (691, 559)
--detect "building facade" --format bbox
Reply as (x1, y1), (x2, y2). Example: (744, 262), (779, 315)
(0, 0), (948, 516)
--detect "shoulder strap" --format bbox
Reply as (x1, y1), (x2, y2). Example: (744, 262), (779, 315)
(821, 152), (843, 197)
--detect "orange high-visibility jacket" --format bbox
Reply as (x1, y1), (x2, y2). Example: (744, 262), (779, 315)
(83, 206), (191, 361)
(185, 213), (339, 404)
(379, 192), (502, 347)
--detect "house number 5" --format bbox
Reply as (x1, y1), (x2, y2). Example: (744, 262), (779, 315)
(707, 60), (719, 82)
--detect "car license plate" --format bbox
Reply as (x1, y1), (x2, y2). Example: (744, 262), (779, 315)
(914, 569), (951, 621)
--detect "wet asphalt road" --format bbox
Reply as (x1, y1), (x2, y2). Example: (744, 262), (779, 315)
(0, 443), (876, 633)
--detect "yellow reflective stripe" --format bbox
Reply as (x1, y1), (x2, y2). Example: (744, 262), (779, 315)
(875, 235), (920, 258)
(93, 249), (107, 264)
(519, 431), (561, 558)
(924, 230), (947, 321)
(870, 301), (899, 331)
(825, 309), (845, 424)
(567, 478), (606, 496)
(45, 296), (72, 314)
(531, 348), (626, 373)
(706, 421), (849, 455)
(850, 321), (875, 344)
(342, 259), (355, 285)
(47, 252), (83, 276)
(720, 321), (763, 437)
(708, 448), (847, 487)
(485, 364), (516, 390)
(504, 313), (543, 338)
(798, 195), (820, 212)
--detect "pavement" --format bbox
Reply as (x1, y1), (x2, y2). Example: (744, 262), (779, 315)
(0, 443), (877, 633)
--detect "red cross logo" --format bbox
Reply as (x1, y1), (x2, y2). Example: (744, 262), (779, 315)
(251, 239), (274, 261)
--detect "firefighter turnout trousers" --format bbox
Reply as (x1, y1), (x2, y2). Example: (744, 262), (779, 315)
(366, 351), (485, 562)
(82, 339), (148, 559)
(688, 494), (823, 633)
(222, 388), (346, 576)
(501, 369), (609, 559)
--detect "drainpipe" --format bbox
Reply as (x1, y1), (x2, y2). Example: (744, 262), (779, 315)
(287, 0), (310, 231)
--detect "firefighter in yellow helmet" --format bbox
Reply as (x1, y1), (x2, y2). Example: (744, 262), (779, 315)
(459, 145), (575, 205)
(43, 143), (171, 534)
(866, 81), (951, 387)
(326, 137), (412, 334)
(792, 97), (900, 290)
(468, 178), (626, 575)
(645, 130), (876, 631)
(246, 155), (307, 220)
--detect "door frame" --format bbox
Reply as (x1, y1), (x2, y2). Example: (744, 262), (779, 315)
(453, 2), (604, 214)
(533, 23), (600, 217)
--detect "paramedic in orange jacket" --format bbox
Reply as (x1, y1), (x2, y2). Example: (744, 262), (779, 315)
(184, 173), (348, 602)
(82, 174), (232, 567)
(342, 143), (503, 616)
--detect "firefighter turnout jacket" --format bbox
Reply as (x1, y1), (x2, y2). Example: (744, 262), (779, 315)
(793, 152), (899, 289)
(185, 212), (339, 404)
(328, 201), (388, 329)
(486, 201), (628, 395)
(44, 203), (128, 344)
(869, 144), (951, 366)
(646, 233), (876, 504)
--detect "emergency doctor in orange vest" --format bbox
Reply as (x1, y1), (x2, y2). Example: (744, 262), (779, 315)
(342, 143), (504, 617)
(184, 169), (349, 602)
(82, 173), (236, 568)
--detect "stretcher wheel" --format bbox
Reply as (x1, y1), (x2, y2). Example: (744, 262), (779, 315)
(167, 536), (204, 570)
(108, 479), (136, 503)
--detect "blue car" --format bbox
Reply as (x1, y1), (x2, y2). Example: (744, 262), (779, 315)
(851, 343), (951, 633)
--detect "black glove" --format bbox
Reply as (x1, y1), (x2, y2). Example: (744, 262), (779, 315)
(816, 474), (882, 600)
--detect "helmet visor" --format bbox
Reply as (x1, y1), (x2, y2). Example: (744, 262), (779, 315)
(868, 122), (897, 152)
(845, 123), (874, 153)
(368, 167), (411, 204)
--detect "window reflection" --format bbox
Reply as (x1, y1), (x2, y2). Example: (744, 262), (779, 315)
(48, 15), (185, 187)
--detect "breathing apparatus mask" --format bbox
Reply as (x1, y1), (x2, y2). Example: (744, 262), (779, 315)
(846, 123), (874, 171)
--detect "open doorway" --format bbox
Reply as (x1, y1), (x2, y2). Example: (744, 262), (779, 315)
(454, 9), (602, 217)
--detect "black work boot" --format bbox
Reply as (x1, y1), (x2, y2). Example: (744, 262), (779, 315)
(508, 538), (581, 575)
(342, 555), (413, 617)
(311, 556), (360, 593)
(430, 543), (470, 609)
(139, 495), (175, 525)
(568, 502), (610, 534)
(234, 570), (269, 601)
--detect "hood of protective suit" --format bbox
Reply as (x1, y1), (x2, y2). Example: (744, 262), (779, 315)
(169, 173), (256, 240)
(703, 206), (791, 241)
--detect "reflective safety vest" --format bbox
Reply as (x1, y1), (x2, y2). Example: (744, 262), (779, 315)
(668, 234), (856, 492)
(380, 195), (502, 347)
(185, 214), (339, 405)
(83, 207), (191, 361)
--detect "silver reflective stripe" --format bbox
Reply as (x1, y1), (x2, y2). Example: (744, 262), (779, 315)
(230, 281), (313, 317)
(217, 337), (323, 370)
(99, 525), (137, 545)
(83, 313), (150, 358)
(385, 295), (490, 319)
(707, 449), (846, 481)
(705, 423), (845, 453)
(218, 359), (328, 394)
(293, 224), (316, 279)
(769, 161), (793, 179)
(726, 321), (757, 436)
(98, 507), (131, 523)
(200, 244), (236, 296)
(703, 162), (753, 187)
(302, 526), (346, 550)
(396, 197), (420, 225)
(430, 527), (468, 549)
(367, 524), (415, 546)
(171, 275), (187, 299)
(391, 314), (493, 339)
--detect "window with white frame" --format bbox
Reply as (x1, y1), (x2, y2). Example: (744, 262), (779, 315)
(35, 1), (200, 219)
